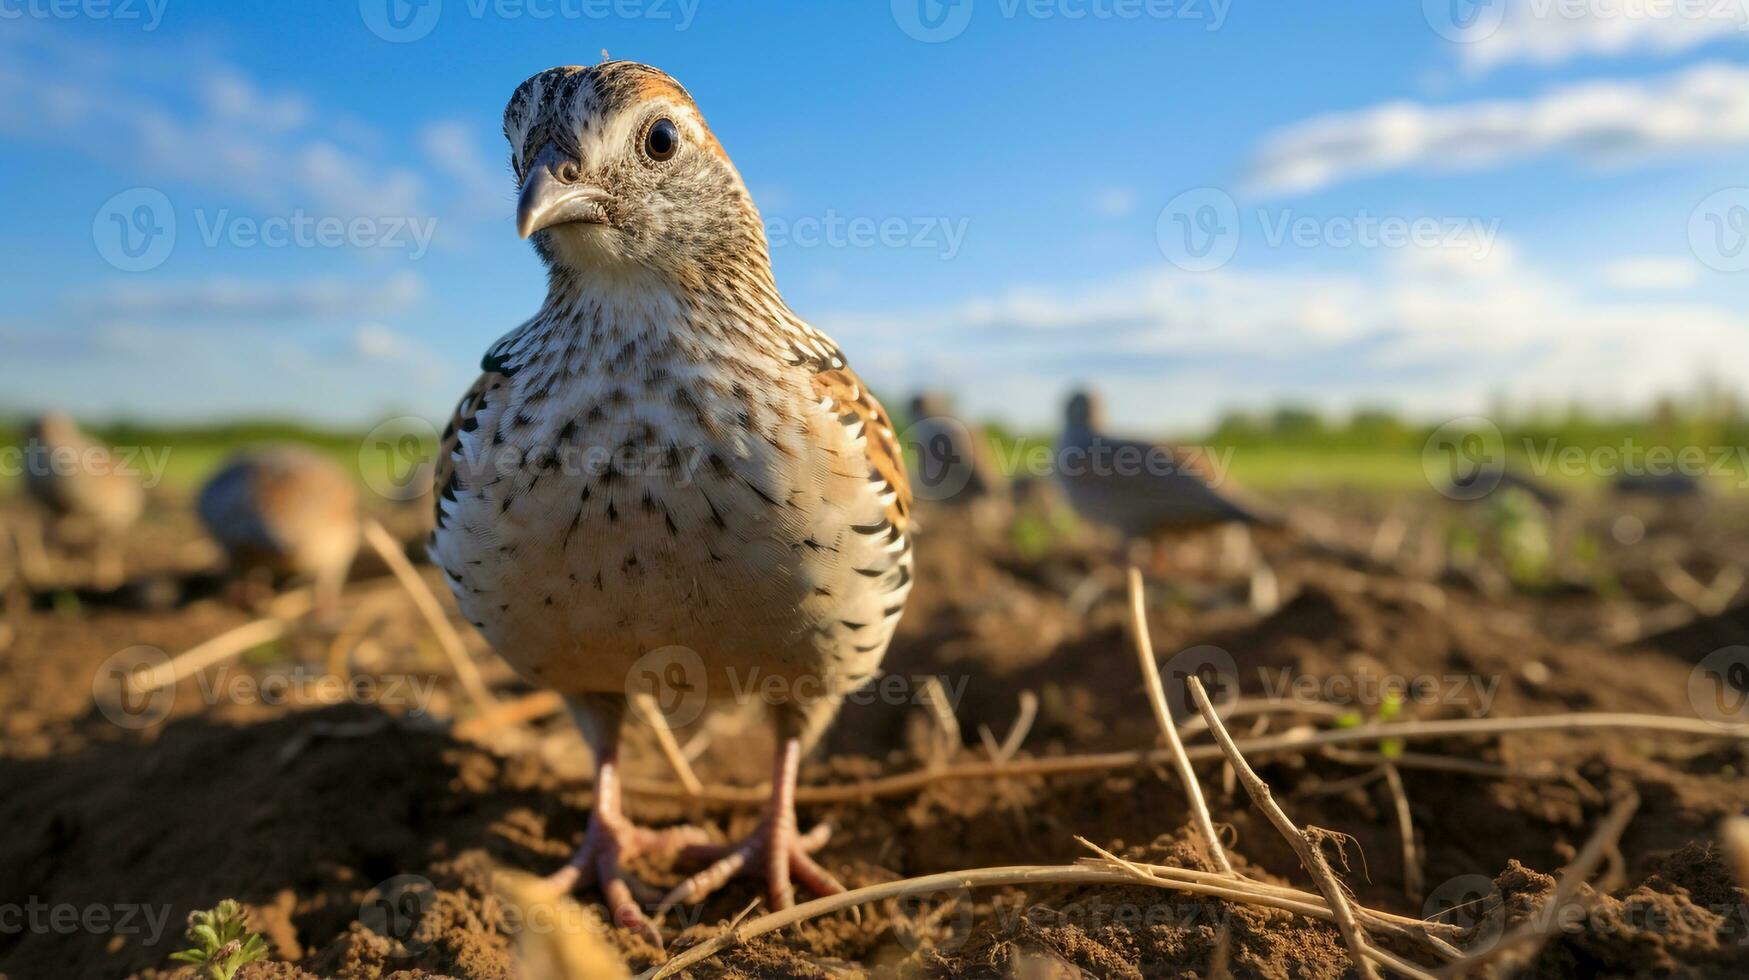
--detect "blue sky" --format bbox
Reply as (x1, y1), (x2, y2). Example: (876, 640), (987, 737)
(6, 0), (1749, 432)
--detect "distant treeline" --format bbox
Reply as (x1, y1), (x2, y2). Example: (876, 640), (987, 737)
(0, 419), (418, 455)
(1192, 401), (1749, 455)
(7, 396), (1747, 453)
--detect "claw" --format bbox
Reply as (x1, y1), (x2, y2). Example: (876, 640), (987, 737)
(544, 815), (710, 950)
(658, 820), (841, 916)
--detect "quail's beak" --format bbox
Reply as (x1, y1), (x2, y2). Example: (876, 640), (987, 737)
(516, 143), (611, 239)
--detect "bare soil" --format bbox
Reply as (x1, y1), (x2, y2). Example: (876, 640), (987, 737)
(1, 490), (1747, 978)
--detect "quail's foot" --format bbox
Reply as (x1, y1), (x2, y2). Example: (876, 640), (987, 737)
(541, 757), (711, 948)
(658, 736), (845, 914)
(542, 809), (711, 947)
(660, 817), (843, 914)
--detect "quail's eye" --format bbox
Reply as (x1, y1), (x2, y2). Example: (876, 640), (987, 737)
(644, 118), (680, 162)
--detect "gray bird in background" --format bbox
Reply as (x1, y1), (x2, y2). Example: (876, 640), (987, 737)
(198, 445), (360, 618)
(1055, 390), (1275, 540)
(24, 412), (146, 588)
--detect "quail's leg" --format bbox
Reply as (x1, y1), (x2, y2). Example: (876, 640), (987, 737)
(543, 694), (711, 946)
(659, 710), (845, 914)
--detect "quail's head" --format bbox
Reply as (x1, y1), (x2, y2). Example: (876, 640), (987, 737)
(504, 62), (765, 282)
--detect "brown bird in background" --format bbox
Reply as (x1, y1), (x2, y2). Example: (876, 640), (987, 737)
(24, 412), (145, 588)
(197, 446), (360, 618)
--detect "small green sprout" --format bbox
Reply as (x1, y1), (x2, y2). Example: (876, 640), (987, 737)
(1335, 690), (1406, 758)
(168, 900), (269, 980)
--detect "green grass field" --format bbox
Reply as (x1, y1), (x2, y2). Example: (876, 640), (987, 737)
(4, 406), (1746, 498)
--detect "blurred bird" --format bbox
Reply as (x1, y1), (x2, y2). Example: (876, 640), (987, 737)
(197, 446), (360, 619)
(1613, 472), (1703, 498)
(1056, 391), (1274, 537)
(1055, 390), (1279, 591)
(905, 392), (1009, 532)
(1445, 465), (1564, 510)
(23, 412), (145, 588)
(428, 62), (912, 938)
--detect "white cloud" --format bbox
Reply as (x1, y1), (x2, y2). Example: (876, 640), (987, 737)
(75, 273), (424, 321)
(821, 245), (1749, 429)
(352, 322), (413, 360)
(349, 322), (446, 384)
(0, 27), (424, 218)
(1248, 62), (1749, 194)
(419, 120), (507, 220)
(1093, 186), (1139, 217)
(1457, 0), (1749, 73)
(1601, 254), (1703, 289)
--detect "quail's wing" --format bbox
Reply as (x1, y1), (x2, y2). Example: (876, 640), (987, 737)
(811, 362), (911, 535)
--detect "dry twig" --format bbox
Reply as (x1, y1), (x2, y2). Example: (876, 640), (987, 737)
(128, 603), (304, 695)
(1721, 816), (1749, 890)
(619, 711), (1745, 806)
(629, 691), (704, 797)
(647, 859), (1447, 980)
(361, 518), (497, 710)
(976, 689), (1039, 764)
(1379, 763), (1424, 902)
(1187, 675), (1382, 980)
(1126, 567), (1233, 874)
